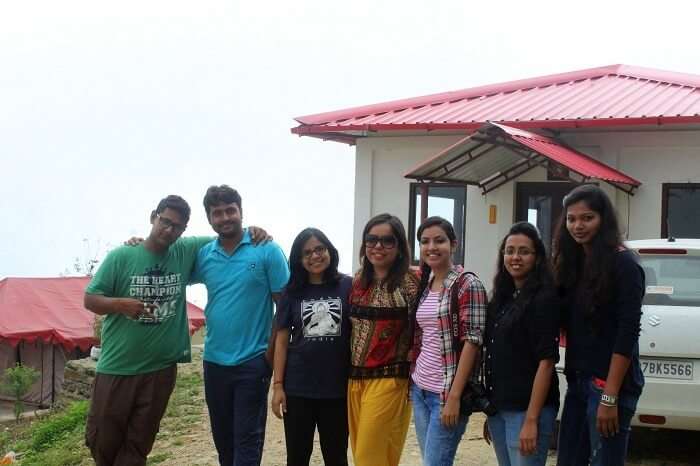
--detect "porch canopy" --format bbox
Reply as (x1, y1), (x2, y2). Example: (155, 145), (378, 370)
(404, 122), (641, 194)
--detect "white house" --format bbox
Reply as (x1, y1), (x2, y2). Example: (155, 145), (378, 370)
(291, 65), (700, 283)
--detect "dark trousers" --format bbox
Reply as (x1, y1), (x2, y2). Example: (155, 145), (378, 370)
(85, 364), (177, 466)
(557, 373), (639, 466)
(282, 396), (349, 466)
(204, 354), (271, 466)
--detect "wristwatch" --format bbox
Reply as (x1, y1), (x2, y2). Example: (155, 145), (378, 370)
(600, 393), (618, 406)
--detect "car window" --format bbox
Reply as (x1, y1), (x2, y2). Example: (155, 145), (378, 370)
(640, 255), (700, 307)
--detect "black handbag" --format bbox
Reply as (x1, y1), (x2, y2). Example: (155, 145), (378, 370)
(449, 272), (497, 416)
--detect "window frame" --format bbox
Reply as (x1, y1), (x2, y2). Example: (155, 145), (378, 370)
(407, 182), (467, 266)
(661, 183), (700, 238)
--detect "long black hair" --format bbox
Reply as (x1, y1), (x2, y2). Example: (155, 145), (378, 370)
(489, 221), (552, 324)
(358, 213), (411, 292)
(286, 228), (341, 295)
(416, 216), (457, 301)
(552, 184), (623, 321)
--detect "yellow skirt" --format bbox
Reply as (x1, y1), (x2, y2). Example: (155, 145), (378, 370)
(348, 377), (412, 466)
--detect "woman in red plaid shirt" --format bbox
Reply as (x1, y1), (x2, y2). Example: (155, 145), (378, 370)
(410, 216), (488, 466)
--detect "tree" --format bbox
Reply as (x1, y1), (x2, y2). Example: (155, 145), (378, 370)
(1, 363), (40, 422)
(61, 238), (106, 278)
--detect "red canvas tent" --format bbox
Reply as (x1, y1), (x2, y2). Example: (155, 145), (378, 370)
(0, 276), (205, 406)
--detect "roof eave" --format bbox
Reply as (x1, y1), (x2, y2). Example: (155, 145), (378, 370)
(291, 115), (700, 144)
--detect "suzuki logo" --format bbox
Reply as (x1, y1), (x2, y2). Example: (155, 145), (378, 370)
(648, 315), (661, 327)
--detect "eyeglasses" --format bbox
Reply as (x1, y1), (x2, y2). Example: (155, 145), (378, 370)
(364, 235), (397, 249)
(157, 214), (187, 234)
(503, 247), (535, 257)
(303, 245), (328, 259)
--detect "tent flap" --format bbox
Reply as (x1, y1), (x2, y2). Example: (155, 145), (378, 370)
(0, 277), (205, 351)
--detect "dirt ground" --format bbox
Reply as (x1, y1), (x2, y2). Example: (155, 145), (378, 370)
(156, 387), (508, 466)
(155, 350), (698, 466)
(154, 347), (510, 466)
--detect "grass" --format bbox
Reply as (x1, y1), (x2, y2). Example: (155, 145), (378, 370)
(0, 351), (206, 465)
(146, 452), (172, 464)
(0, 400), (91, 466)
(160, 370), (205, 437)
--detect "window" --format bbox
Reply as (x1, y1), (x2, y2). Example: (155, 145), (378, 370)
(515, 182), (579, 253)
(640, 255), (700, 307)
(662, 184), (700, 238)
(408, 183), (467, 265)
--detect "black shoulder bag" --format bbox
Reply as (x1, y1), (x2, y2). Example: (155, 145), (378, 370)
(449, 272), (497, 417)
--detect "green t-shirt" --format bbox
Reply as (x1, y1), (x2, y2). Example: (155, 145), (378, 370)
(86, 236), (211, 375)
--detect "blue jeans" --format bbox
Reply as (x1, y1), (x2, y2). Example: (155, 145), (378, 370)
(411, 384), (468, 466)
(203, 354), (272, 466)
(556, 373), (638, 466)
(487, 405), (557, 466)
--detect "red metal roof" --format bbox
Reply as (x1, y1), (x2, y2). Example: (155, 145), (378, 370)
(293, 65), (700, 144)
(404, 123), (641, 194)
(0, 276), (205, 351)
(493, 123), (641, 188)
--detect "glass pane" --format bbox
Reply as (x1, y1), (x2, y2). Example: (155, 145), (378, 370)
(528, 195), (552, 251)
(413, 193), (422, 262)
(413, 196), (456, 261)
(410, 185), (466, 265)
(640, 256), (700, 306)
(429, 197), (455, 218)
(527, 208), (538, 226)
(667, 187), (700, 238)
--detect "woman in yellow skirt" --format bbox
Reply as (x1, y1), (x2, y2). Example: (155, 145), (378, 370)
(348, 213), (420, 466)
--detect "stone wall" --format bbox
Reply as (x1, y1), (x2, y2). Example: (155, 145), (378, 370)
(63, 357), (96, 400)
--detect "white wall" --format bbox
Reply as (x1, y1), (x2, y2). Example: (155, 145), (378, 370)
(352, 128), (700, 289)
(352, 135), (463, 270)
(561, 130), (700, 241)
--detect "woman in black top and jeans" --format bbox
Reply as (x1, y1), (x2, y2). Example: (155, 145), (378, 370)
(484, 222), (560, 466)
(554, 185), (645, 466)
(271, 228), (352, 466)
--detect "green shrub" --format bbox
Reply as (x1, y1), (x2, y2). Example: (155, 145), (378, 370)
(0, 363), (40, 422)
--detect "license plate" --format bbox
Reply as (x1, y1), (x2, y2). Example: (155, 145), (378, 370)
(641, 359), (694, 380)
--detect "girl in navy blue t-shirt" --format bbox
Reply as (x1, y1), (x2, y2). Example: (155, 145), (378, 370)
(554, 185), (645, 466)
(271, 228), (352, 466)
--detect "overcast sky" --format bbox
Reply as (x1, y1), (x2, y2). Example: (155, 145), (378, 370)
(2, 1), (699, 304)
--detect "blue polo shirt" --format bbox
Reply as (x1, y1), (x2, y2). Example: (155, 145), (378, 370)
(192, 229), (289, 366)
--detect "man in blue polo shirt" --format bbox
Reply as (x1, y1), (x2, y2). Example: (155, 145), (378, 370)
(192, 185), (289, 466)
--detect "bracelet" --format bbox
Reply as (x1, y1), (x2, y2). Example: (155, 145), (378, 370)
(273, 381), (283, 385)
(599, 400), (616, 407)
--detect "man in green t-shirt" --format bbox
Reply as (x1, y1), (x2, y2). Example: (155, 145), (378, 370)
(84, 195), (210, 466)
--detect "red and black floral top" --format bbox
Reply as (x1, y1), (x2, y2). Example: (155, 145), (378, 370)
(348, 271), (419, 379)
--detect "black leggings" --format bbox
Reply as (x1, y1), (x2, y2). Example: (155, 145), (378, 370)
(282, 396), (349, 466)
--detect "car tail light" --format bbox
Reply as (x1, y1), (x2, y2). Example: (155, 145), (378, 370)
(638, 414), (666, 425)
(637, 248), (687, 255)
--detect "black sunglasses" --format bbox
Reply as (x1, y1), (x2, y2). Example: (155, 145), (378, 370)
(364, 234), (397, 249)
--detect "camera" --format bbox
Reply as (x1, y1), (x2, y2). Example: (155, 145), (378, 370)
(460, 382), (498, 417)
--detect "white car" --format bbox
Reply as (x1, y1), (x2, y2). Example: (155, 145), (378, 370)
(556, 238), (700, 430)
